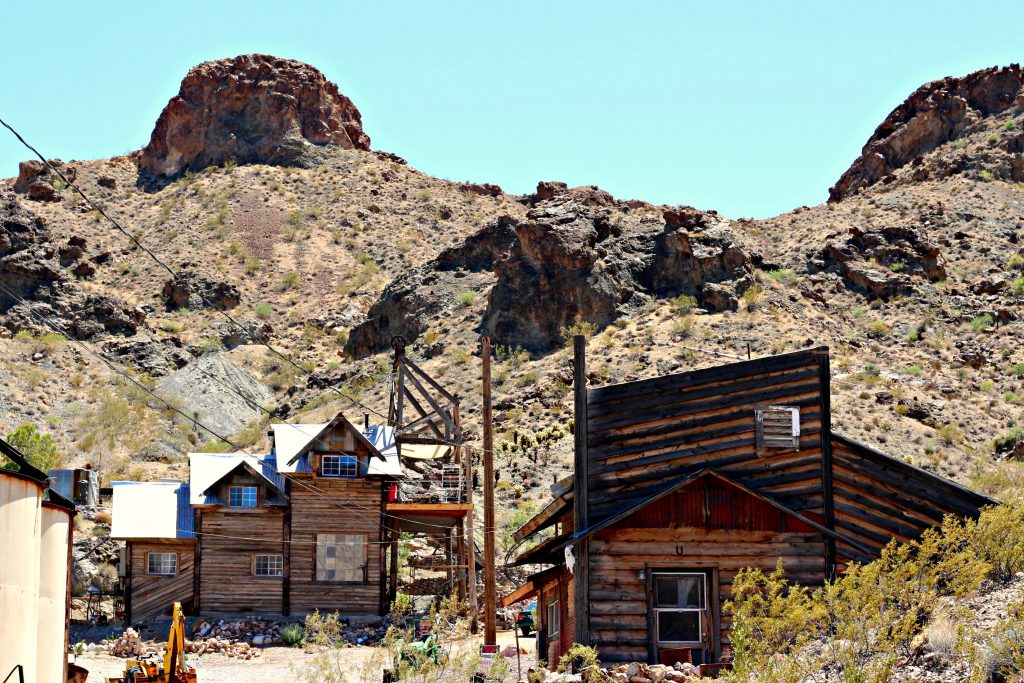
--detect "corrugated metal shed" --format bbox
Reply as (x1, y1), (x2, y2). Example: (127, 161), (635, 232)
(111, 481), (194, 539)
(187, 452), (286, 505)
(47, 468), (99, 506)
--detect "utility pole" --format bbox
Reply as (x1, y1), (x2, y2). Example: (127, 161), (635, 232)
(481, 336), (497, 646)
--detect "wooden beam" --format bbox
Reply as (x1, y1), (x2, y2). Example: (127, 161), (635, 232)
(282, 502), (290, 616)
(482, 336), (497, 646)
(403, 356), (458, 404)
(573, 334), (591, 646)
(402, 366), (458, 440)
(402, 388), (446, 440)
(456, 403), (479, 630)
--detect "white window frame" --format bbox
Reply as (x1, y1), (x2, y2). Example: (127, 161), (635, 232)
(315, 534), (367, 583)
(652, 572), (706, 646)
(546, 599), (560, 637)
(147, 552), (177, 576)
(253, 554), (283, 577)
(228, 485), (258, 508)
(756, 405), (801, 452)
(321, 454), (358, 478)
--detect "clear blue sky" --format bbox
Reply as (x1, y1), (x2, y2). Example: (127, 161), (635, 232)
(2, 1), (1022, 218)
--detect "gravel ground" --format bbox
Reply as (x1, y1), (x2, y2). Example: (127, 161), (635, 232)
(75, 629), (535, 682)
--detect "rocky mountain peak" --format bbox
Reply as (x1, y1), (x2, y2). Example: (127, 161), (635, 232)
(830, 64), (1024, 201)
(138, 53), (370, 181)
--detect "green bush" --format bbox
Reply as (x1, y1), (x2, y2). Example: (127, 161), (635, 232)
(254, 303), (273, 320)
(670, 293), (698, 313)
(970, 313), (994, 332)
(455, 290), (476, 307)
(2, 424), (59, 472)
(281, 623), (306, 648)
(766, 269), (798, 286)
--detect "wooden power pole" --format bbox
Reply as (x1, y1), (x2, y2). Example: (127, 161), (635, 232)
(481, 336), (497, 645)
(457, 403), (479, 630)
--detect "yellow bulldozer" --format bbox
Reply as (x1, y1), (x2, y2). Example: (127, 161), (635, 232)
(108, 602), (197, 682)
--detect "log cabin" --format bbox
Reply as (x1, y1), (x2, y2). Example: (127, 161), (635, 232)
(503, 344), (996, 669)
(113, 412), (472, 622)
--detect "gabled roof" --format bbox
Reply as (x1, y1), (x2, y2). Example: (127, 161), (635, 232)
(188, 452), (287, 506)
(272, 415), (401, 476)
(512, 468), (875, 566)
(111, 481), (194, 540)
(832, 433), (998, 509)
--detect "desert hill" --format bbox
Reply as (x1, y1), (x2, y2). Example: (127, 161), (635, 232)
(0, 55), (1021, 536)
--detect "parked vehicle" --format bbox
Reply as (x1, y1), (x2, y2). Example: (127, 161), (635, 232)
(516, 599), (537, 636)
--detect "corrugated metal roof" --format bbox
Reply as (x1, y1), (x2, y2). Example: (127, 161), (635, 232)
(271, 422), (329, 472)
(187, 452), (285, 505)
(272, 421), (402, 477)
(111, 481), (194, 539)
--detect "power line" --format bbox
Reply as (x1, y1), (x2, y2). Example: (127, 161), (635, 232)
(0, 115), (388, 422)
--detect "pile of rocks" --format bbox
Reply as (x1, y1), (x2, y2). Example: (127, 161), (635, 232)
(529, 661), (702, 683)
(192, 618), (282, 649)
(107, 628), (145, 657)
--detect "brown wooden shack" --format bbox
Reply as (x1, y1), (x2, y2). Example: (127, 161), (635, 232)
(505, 345), (995, 667)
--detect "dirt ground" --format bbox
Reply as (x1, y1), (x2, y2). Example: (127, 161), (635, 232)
(75, 629), (536, 682)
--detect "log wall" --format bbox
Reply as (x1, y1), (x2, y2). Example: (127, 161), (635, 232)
(197, 507), (286, 615)
(588, 527), (826, 663)
(830, 436), (994, 561)
(585, 348), (830, 526)
(126, 540), (195, 622)
(288, 475), (384, 616)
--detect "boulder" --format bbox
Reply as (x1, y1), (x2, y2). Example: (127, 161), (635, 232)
(814, 225), (946, 299)
(13, 159), (76, 202)
(139, 53), (370, 181)
(161, 271), (241, 311)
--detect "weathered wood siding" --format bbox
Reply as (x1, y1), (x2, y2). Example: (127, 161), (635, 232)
(587, 476), (827, 663)
(288, 475), (384, 616)
(830, 435), (995, 562)
(127, 540), (195, 622)
(197, 507), (285, 615)
(586, 348), (830, 525)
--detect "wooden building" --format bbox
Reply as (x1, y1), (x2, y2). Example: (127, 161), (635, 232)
(114, 411), (474, 621)
(505, 344), (995, 667)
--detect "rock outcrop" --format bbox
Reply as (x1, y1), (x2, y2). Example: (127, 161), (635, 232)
(811, 225), (946, 299)
(484, 185), (752, 350)
(13, 159), (76, 202)
(347, 183), (753, 356)
(139, 54), (370, 181)
(0, 190), (143, 339)
(830, 64), (1024, 200)
(345, 216), (518, 358)
(161, 271), (241, 311)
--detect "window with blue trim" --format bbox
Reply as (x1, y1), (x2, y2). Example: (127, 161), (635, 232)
(321, 454), (358, 478)
(228, 485), (258, 507)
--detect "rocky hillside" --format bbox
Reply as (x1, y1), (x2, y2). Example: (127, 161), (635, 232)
(1, 55), (1022, 538)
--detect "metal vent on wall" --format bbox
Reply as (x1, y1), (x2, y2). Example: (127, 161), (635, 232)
(755, 406), (800, 452)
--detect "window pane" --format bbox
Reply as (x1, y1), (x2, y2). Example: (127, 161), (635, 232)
(658, 610), (700, 643)
(255, 554), (282, 576)
(148, 552), (176, 575)
(229, 486), (257, 507)
(679, 576), (704, 609)
(655, 574), (705, 608)
(655, 577), (679, 607)
(547, 601), (560, 635)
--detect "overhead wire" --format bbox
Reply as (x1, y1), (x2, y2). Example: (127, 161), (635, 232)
(0, 114), (388, 423)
